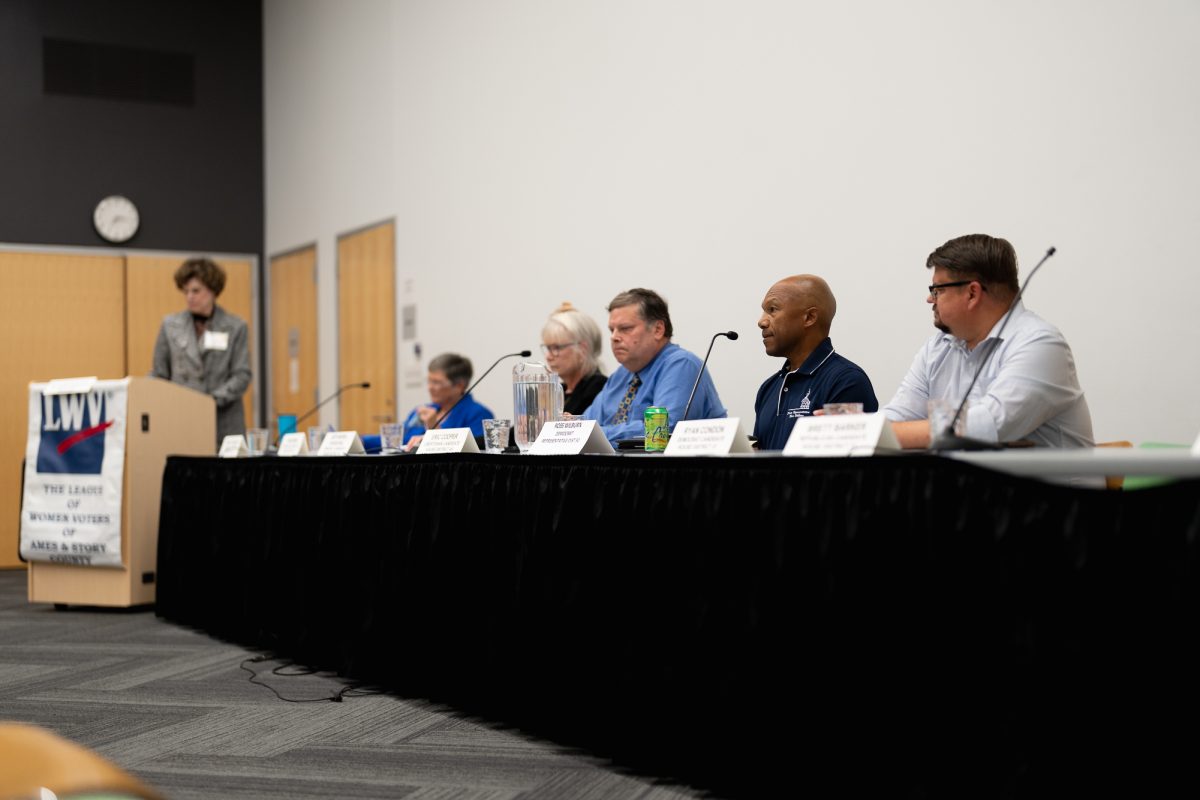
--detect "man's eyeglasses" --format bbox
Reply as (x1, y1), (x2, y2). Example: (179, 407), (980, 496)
(540, 342), (579, 356)
(927, 280), (983, 299)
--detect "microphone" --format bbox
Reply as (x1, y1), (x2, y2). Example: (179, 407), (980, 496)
(934, 246), (1056, 451)
(293, 382), (370, 428)
(682, 331), (738, 422)
(431, 350), (531, 430)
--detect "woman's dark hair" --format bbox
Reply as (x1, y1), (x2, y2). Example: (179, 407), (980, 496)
(174, 258), (227, 296)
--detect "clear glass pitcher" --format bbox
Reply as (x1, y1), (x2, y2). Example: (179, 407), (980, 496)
(512, 361), (564, 452)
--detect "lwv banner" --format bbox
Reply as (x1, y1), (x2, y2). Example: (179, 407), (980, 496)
(20, 378), (128, 568)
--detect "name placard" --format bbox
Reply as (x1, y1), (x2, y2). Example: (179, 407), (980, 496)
(783, 413), (899, 457)
(530, 420), (615, 455)
(664, 418), (753, 456)
(44, 376), (99, 396)
(317, 431), (366, 456)
(416, 428), (480, 454)
(276, 431), (309, 456)
(218, 435), (249, 458)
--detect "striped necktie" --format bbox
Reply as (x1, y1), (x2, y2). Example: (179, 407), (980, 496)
(611, 375), (642, 424)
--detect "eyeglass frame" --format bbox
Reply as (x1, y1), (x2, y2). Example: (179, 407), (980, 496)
(927, 279), (985, 299)
(540, 341), (580, 356)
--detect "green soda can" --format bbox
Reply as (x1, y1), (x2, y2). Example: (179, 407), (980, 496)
(644, 406), (669, 451)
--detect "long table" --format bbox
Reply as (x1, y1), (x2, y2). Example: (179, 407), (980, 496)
(155, 452), (1200, 797)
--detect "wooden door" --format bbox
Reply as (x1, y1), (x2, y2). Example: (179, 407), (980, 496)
(337, 221), (396, 433)
(125, 255), (257, 428)
(269, 246), (318, 425)
(0, 252), (126, 568)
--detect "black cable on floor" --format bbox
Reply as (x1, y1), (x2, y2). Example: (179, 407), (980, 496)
(239, 656), (343, 703)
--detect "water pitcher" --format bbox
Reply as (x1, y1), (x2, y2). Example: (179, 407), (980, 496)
(512, 361), (564, 452)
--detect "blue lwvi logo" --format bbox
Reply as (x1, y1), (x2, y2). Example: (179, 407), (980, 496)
(36, 392), (113, 475)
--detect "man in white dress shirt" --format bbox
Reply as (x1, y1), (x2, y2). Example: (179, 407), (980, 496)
(883, 233), (1095, 449)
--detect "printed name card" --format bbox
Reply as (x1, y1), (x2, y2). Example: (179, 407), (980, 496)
(664, 418), (753, 456)
(530, 420), (615, 455)
(218, 434), (249, 458)
(276, 432), (309, 456)
(416, 427), (480, 454)
(783, 413), (899, 457)
(44, 376), (98, 396)
(317, 431), (366, 456)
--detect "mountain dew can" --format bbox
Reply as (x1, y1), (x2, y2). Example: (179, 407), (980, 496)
(644, 407), (669, 451)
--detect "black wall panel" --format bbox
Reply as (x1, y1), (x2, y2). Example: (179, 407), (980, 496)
(0, 0), (263, 255)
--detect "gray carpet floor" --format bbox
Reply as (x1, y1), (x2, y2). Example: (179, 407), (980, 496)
(0, 569), (709, 799)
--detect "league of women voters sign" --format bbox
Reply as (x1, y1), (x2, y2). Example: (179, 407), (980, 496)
(20, 378), (128, 568)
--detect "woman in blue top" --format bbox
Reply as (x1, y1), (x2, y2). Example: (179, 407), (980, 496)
(401, 353), (493, 450)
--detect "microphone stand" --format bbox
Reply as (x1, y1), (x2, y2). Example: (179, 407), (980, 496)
(682, 331), (738, 422)
(430, 350), (531, 430)
(933, 246), (1056, 451)
(293, 381), (370, 429)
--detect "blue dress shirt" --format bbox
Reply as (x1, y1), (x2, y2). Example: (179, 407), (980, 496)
(753, 337), (879, 451)
(402, 392), (493, 445)
(582, 342), (726, 444)
(881, 301), (1094, 447)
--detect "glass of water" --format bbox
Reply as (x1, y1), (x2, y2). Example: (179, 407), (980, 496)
(823, 402), (864, 415)
(380, 423), (405, 453)
(307, 426), (326, 454)
(481, 419), (512, 454)
(246, 427), (270, 456)
(927, 398), (968, 445)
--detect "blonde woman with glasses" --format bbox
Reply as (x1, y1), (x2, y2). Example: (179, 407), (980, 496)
(540, 302), (607, 415)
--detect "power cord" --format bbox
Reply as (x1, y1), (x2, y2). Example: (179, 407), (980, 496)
(240, 655), (350, 703)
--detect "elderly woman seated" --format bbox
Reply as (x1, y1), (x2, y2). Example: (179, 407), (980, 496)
(401, 352), (493, 450)
(540, 302), (607, 415)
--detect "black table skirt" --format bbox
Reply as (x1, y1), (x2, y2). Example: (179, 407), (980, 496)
(156, 453), (1200, 797)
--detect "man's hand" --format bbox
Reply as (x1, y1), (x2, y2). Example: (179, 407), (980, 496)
(890, 420), (931, 450)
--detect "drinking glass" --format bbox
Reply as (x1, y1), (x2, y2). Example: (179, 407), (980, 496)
(307, 426), (326, 454)
(927, 399), (967, 445)
(246, 427), (270, 456)
(482, 419), (512, 454)
(379, 423), (404, 453)
(823, 402), (864, 415)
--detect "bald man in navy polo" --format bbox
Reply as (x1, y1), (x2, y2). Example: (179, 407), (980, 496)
(753, 275), (878, 450)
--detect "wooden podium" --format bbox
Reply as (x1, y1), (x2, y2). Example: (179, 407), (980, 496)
(27, 377), (215, 607)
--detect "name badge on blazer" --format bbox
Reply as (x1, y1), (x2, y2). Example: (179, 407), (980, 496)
(201, 330), (230, 351)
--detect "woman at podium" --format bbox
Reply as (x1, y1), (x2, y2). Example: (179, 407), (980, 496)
(150, 258), (251, 445)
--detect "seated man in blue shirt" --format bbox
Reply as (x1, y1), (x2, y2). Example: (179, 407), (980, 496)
(882, 233), (1094, 449)
(753, 275), (878, 450)
(581, 288), (726, 444)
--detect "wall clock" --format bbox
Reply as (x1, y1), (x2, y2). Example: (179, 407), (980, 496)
(93, 195), (140, 243)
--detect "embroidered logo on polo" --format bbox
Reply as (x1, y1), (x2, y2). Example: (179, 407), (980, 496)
(36, 392), (113, 475)
(799, 389), (812, 411)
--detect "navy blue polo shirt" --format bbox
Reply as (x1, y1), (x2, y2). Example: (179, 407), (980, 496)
(753, 337), (879, 450)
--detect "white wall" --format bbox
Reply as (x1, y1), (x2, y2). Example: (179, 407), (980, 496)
(266, 0), (1200, 444)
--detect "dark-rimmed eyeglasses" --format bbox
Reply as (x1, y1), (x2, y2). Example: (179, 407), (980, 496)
(927, 280), (983, 299)
(540, 342), (579, 356)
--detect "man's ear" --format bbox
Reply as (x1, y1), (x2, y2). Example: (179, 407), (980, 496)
(967, 281), (986, 308)
(652, 319), (666, 339)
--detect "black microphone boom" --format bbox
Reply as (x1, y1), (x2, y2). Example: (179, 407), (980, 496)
(293, 381), (370, 428)
(682, 331), (738, 422)
(431, 350), (531, 430)
(934, 246), (1056, 451)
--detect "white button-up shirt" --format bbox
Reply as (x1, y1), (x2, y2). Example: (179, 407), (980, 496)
(882, 301), (1094, 448)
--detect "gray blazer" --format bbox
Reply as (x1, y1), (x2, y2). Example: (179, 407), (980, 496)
(151, 305), (252, 444)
